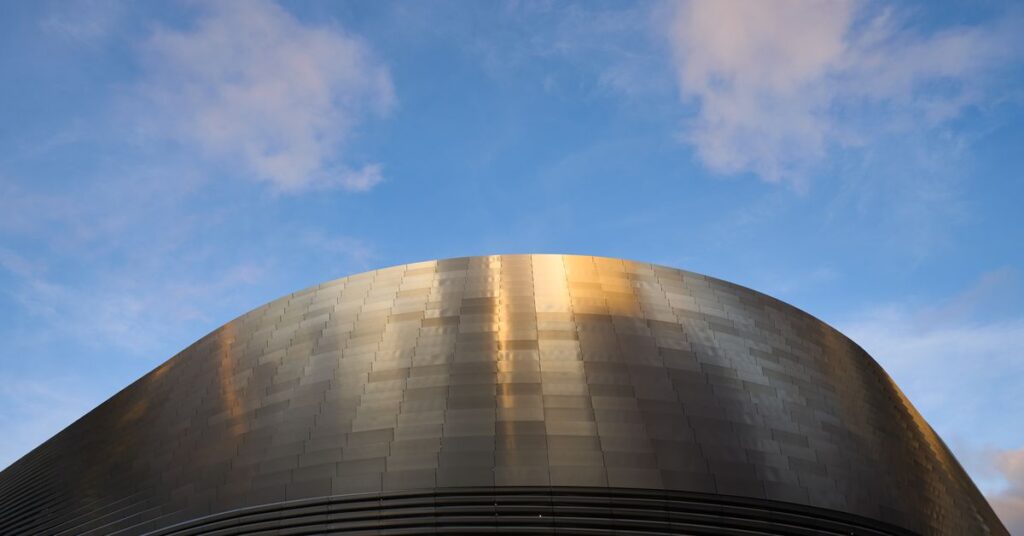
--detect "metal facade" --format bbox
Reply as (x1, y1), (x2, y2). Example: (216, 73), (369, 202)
(0, 255), (1007, 535)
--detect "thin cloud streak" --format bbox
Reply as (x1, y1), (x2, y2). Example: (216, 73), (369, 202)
(139, 0), (394, 192)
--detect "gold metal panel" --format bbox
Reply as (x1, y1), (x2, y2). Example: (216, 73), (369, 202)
(0, 255), (1006, 535)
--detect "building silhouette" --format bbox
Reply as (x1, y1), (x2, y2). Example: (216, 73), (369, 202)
(0, 255), (1007, 535)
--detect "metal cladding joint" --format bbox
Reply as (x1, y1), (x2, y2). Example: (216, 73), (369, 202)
(0, 255), (1007, 535)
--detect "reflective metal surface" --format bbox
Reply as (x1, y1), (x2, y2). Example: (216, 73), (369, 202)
(0, 255), (1006, 535)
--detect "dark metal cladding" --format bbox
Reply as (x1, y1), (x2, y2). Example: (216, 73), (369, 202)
(0, 255), (1007, 535)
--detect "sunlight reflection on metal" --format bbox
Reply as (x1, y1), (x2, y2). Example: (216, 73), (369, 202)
(0, 255), (1006, 535)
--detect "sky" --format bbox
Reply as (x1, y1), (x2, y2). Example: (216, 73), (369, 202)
(0, 0), (1022, 529)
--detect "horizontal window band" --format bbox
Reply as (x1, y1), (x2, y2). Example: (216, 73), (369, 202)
(145, 486), (915, 536)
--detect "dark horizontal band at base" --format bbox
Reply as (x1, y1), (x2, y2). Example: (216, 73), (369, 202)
(145, 486), (918, 536)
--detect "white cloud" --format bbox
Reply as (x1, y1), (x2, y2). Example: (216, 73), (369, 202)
(667, 0), (1020, 186)
(140, 0), (394, 192)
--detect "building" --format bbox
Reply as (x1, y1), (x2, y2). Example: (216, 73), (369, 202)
(0, 255), (1007, 535)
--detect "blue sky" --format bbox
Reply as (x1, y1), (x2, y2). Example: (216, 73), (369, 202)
(1, 0), (1022, 528)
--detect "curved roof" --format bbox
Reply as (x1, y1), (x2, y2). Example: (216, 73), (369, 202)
(0, 255), (1006, 535)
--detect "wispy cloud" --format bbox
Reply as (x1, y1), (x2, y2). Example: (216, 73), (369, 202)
(298, 230), (375, 270)
(0, 379), (97, 470)
(838, 269), (1024, 501)
(0, 157), (379, 359)
(986, 447), (1024, 535)
(139, 0), (394, 192)
(0, 247), (42, 279)
(0, 249), (266, 354)
(759, 265), (840, 299)
(844, 310), (1024, 436)
(839, 269), (1024, 532)
(0, 169), (260, 355)
(542, 4), (673, 99)
(667, 0), (1021, 186)
(40, 0), (122, 42)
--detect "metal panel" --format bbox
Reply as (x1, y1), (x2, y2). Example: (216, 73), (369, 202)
(0, 255), (1006, 535)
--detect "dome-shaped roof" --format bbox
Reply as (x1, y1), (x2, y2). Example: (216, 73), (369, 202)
(0, 255), (1006, 535)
